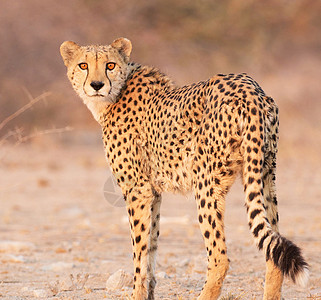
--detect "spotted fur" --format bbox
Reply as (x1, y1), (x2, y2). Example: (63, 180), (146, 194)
(60, 38), (308, 300)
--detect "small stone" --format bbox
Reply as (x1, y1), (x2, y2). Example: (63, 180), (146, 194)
(156, 271), (170, 279)
(21, 286), (31, 295)
(77, 218), (91, 229)
(176, 258), (190, 267)
(61, 206), (85, 218)
(106, 269), (133, 290)
(33, 289), (49, 297)
(41, 262), (74, 272)
(1, 254), (26, 263)
(0, 240), (35, 253)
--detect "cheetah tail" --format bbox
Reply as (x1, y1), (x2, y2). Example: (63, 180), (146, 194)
(242, 105), (309, 287)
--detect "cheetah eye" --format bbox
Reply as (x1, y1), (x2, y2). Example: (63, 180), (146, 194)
(79, 63), (88, 70)
(106, 62), (116, 71)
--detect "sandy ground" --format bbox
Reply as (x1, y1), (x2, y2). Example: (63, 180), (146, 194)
(0, 133), (320, 300)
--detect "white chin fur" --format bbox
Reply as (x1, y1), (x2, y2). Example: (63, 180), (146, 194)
(295, 267), (309, 287)
(83, 97), (110, 123)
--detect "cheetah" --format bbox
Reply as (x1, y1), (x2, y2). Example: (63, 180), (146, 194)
(60, 38), (309, 300)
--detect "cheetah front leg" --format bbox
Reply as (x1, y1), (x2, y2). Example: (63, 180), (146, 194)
(147, 192), (162, 300)
(126, 182), (155, 300)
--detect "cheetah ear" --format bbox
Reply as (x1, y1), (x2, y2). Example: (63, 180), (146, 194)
(60, 41), (80, 67)
(111, 38), (132, 62)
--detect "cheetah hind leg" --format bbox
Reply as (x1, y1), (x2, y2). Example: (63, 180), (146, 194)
(147, 192), (162, 300)
(194, 176), (232, 300)
(264, 260), (283, 300)
(263, 153), (283, 300)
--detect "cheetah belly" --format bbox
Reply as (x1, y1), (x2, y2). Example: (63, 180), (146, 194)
(148, 139), (195, 194)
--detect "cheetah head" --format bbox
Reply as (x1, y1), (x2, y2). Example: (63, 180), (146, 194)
(60, 38), (132, 122)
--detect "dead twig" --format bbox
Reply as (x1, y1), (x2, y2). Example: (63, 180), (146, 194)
(14, 127), (73, 145)
(69, 273), (90, 290)
(0, 127), (24, 146)
(0, 91), (51, 131)
(0, 126), (72, 149)
(0, 91), (73, 162)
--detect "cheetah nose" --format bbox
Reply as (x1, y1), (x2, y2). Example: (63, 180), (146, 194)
(90, 81), (105, 91)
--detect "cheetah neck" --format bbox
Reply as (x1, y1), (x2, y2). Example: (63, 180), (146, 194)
(98, 64), (175, 126)
(89, 63), (139, 125)
(125, 64), (175, 98)
(84, 98), (111, 124)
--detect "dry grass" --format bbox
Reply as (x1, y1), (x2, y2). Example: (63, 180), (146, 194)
(0, 92), (72, 151)
(0, 91), (51, 132)
(307, 294), (321, 300)
(219, 292), (244, 300)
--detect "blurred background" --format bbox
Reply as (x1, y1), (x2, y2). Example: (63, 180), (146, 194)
(1, 1), (321, 298)
(1, 0), (320, 156)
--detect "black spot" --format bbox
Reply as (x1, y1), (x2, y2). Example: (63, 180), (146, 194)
(251, 107), (257, 115)
(200, 199), (206, 208)
(253, 223), (265, 237)
(266, 236), (275, 260)
(199, 215), (203, 223)
(248, 177), (255, 184)
(216, 231), (221, 238)
(135, 235), (141, 243)
(248, 192), (256, 201)
(204, 231), (210, 239)
(258, 232), (269, 250)
(134, 220), (139, 226)
(250, 209), (262, 219)
(253, 168), (260, 173)
(132, 196), (138, 202)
